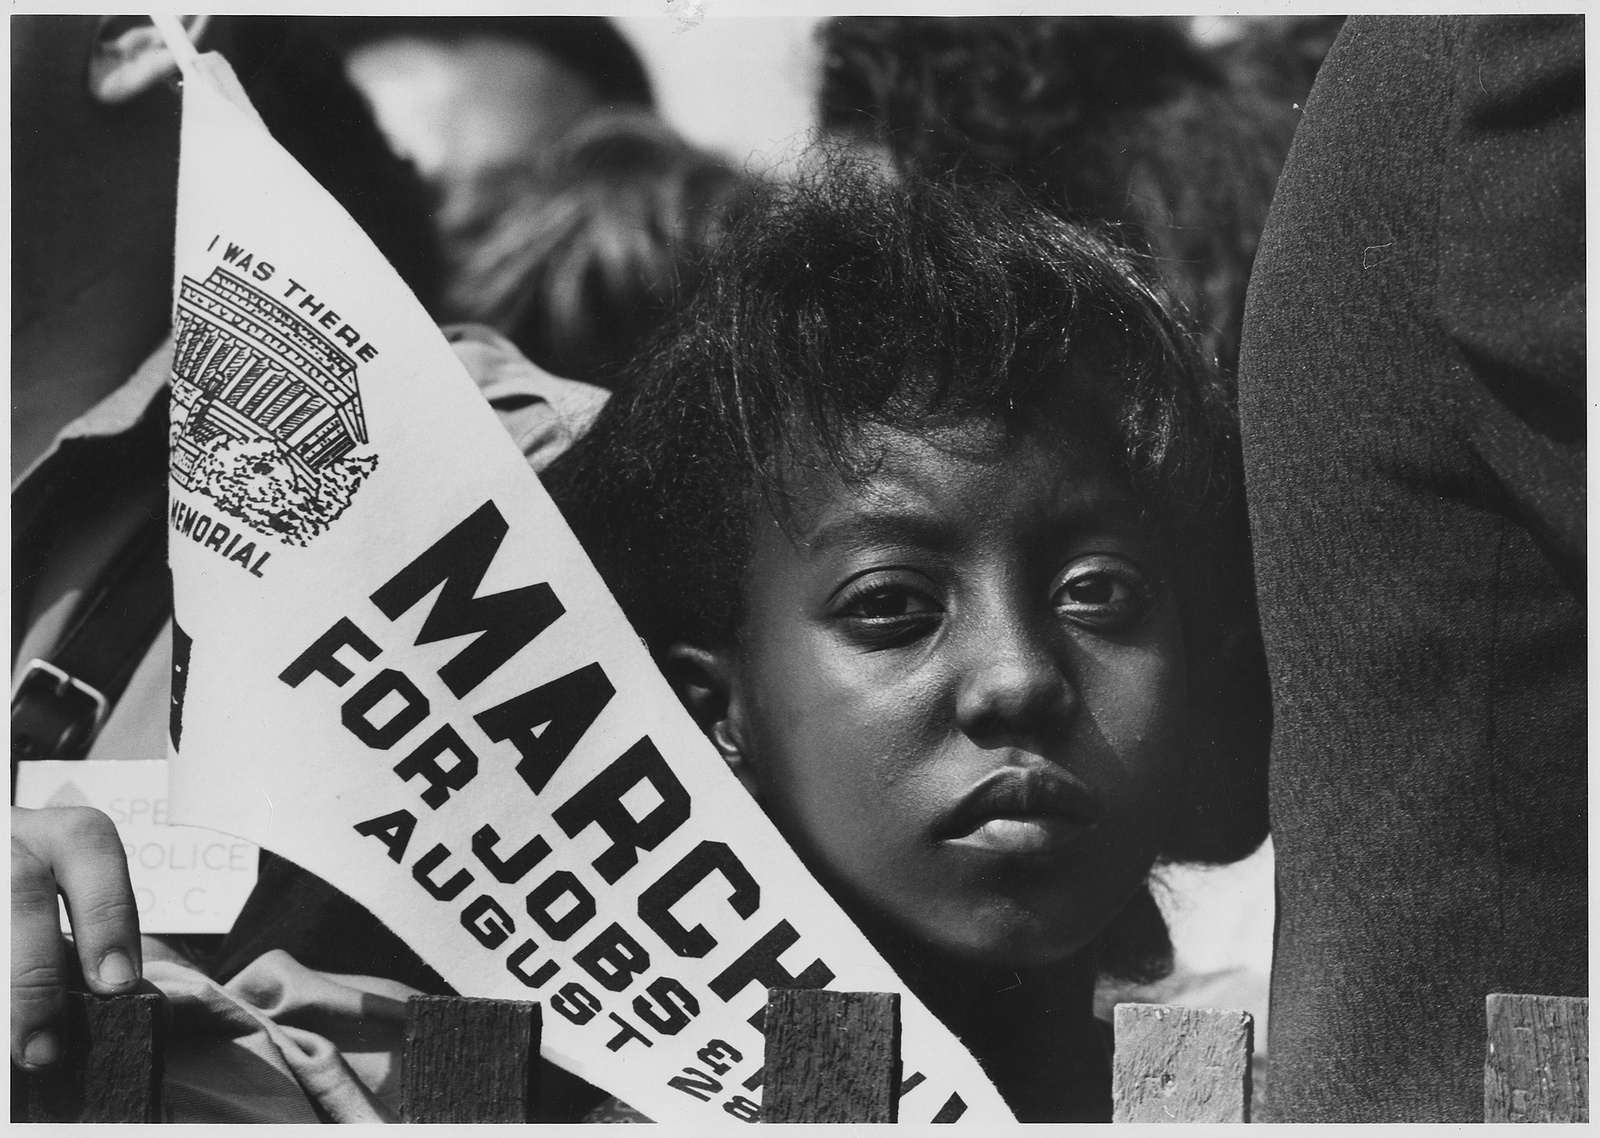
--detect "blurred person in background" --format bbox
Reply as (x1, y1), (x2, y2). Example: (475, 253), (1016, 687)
(447, 108), (749, 387)
(222, 17), (445, 313)
(815, 15), (1340, 380)
(323, 16), (745, 390)
(321, 20), (651, 306)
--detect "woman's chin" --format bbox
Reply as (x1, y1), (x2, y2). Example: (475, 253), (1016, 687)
(880, 905), (1095, 975)
(810, 858), (1098, 976)
(943, 929), (1089, 972)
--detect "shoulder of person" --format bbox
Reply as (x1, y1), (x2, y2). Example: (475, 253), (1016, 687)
(442, 323), (610, 473)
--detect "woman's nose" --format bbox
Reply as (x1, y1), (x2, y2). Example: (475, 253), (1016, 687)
(953, 613), (1078, 747)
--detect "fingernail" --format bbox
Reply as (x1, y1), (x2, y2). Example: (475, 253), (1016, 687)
(23, 1031), (60, 1069)
(97, 949), (137, 988)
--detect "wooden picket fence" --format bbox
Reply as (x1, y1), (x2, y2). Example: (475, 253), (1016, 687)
(12, 989), (1587, 1123)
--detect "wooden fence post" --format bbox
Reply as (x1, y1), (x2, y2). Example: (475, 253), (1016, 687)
(761, 989), (899, 1122)
(1485, 993), (1588, 1123)
(1112, 1003), (1253, 1123)
(399, 995), (541, 1123)
(16, 991), (165, 1122)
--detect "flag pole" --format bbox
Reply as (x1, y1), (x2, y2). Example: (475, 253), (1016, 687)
(150, 14), (201, 79)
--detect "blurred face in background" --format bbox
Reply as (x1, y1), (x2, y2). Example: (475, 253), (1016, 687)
(344, 34), (604, 251)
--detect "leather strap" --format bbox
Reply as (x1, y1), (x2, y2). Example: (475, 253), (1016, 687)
(12, 513), (171, 770)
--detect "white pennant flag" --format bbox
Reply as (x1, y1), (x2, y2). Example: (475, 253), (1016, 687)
(156, 24), (1011, 1126)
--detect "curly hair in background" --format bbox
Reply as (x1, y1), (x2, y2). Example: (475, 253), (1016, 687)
(817, 16), (1342, 378)
(445, 111), (750, 387)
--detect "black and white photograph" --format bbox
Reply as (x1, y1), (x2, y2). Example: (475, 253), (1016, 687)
(10, 8), (1586, 1126)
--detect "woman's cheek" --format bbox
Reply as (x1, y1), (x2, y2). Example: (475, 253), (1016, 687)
(1082, 613), (1186, 755)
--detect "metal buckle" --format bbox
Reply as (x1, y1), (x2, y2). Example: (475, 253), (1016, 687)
(12, 659), (111, 756)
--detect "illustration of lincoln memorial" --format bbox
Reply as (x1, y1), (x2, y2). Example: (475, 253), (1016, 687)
(170, 266), (369, 490)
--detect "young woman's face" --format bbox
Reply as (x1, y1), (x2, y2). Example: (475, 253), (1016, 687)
(718, 421), (1186, 969)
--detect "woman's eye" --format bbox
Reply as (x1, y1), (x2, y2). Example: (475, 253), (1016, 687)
(1053, 560), (1153, 631)
(833, 577), (943, 646)
(844, 586), (938, 621)
(1062, 576), (1117, 605)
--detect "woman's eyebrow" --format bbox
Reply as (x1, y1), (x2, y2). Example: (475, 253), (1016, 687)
(795, 476), (1144, 555)
(799, 508), (956, 555)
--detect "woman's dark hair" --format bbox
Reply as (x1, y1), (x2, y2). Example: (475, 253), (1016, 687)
(544, 158), (1269, 878)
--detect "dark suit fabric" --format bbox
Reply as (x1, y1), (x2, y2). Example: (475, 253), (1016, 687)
(1238, 16), (1585, 1122)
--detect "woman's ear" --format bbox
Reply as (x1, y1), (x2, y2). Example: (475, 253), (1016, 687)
(86, 15), (211, 105)
(663, 642), (759, 798)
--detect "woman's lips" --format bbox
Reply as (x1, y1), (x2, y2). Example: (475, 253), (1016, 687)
(936, 768), (1101, 856)
(945, 814), (1091, 855)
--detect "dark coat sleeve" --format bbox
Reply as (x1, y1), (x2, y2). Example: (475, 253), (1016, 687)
(1438, 15), (1585, 586)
